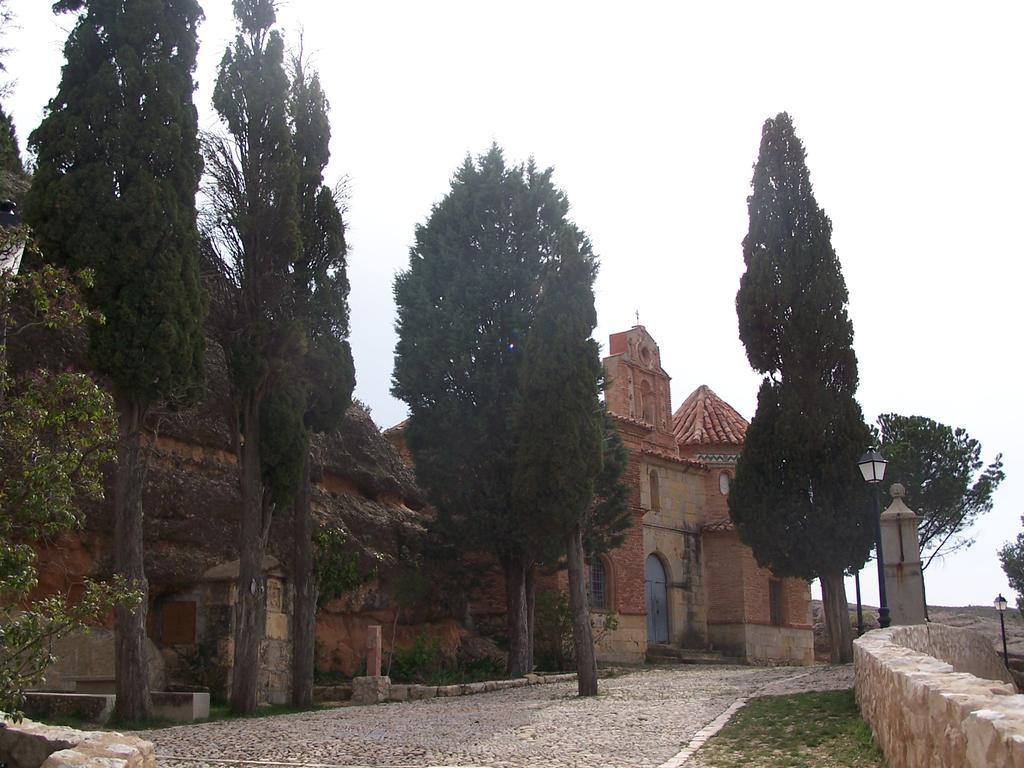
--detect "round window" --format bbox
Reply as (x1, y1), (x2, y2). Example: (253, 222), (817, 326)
(719, 472), (730, 496)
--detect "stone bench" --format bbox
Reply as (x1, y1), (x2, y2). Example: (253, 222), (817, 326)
(22, 691), (209, 725)
(23, 693), (115, 725)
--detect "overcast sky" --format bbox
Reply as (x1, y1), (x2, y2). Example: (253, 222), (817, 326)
(5, 1), (1022, 609)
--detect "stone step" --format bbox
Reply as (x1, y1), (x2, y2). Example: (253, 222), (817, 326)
(645, 644), (740, 666)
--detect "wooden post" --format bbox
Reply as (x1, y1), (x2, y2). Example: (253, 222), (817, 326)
(367, 625), (382, 677)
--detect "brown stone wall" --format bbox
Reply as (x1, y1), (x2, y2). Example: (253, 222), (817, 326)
(702, 531), (746, 625)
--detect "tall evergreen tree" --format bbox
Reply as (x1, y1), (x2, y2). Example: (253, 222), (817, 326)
(203, 0), (301, 713)
(24, 0), (205, 720)
(730, 112), (872, 664)
(512, 232), (604, 696)
(393, 146), (571, 677)
(0, 105), (25, 202)
(287, 55), (354, 708)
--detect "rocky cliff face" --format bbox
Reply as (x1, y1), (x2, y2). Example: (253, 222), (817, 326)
(13, 314), (429, 612)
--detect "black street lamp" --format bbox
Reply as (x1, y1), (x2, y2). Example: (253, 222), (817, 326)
(995, 593), (1009, 667)
(858, 448), (890, 629)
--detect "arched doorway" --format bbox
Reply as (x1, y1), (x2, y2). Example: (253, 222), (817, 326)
(645, 554), (669, 644)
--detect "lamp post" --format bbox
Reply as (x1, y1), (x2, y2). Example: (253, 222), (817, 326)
(858, 448), (890, 629)
(995, 593), (1009, 667)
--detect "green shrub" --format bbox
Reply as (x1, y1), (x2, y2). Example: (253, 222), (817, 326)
(387, 631), (443, 683)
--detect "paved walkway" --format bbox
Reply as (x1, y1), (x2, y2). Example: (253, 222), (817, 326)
(146, 665), (852, 768)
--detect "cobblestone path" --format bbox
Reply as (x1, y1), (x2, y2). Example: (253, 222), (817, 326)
(146, 665), (845, 768)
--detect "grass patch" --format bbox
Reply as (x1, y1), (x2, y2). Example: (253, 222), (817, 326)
(696, 689), (884, 768)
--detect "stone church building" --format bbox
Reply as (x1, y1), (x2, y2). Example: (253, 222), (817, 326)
(587, 325), (813, 665)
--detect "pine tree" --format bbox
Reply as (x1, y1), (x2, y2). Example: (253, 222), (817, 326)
(876, 413), (1003, 567)
(512, 232), (604, 696)
(393, 146), (572, 677)
(287, 56), (354, 708)
(24, 0), (205, 720)
(203, 0), (301, 714)
(731, 113), (872, 664)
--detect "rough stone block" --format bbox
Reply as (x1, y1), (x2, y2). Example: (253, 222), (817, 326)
(351, 675), (390, 705)
(407, 685), (436, 700)
(0, 718), (153, 768)
(388, 685), (409, 702)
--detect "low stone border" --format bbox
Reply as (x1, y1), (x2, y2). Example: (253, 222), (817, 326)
(345, 672), (578, 705)
(854, 626), (1024, 767)
(0, 717), (155, 768)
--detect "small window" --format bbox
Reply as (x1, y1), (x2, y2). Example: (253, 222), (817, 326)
(162, 601), (197, 645)
(649, 469), (661, 512)
(719, 471), (730, 496)
(589, 559), (608, 609)
(769, 580), (783, 627)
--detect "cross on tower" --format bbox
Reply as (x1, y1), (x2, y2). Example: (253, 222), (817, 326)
(635, 310), (640, 327)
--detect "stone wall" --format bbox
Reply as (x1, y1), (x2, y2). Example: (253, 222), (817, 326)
(892, 624), (1013, 685)
(707, 622), (814, 666)
(854, 625), (1024, 767)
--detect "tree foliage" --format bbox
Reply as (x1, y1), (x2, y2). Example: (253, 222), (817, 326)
(202, 0), (302, 714)
(0, 252), (134, 719)
(24, 0), (206, 720)
(512, 232), (606, 695)
(875, 413), (1004, 566)
(513, 234), (603, 550)
(26, 0), (205, 407)
(1000, 529), (1024, 615)
(393, 145), (570, 562)
(730, 113), (872, 663)
(393, 145), (588, 676)
(285, 52), (354, 707)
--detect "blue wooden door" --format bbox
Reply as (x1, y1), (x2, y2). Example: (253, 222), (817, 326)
(645, 554), (669, 644)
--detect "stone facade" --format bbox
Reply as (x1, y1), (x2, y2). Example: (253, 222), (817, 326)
(854, 624), (1024, 767)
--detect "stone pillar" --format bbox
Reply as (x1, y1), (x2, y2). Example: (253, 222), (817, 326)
(880, 484), (927, 625)
(367, 624), (382, 677)
(351, 625), (389, 705)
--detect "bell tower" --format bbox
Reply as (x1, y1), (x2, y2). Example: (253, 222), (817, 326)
(603, 325), (675, 452)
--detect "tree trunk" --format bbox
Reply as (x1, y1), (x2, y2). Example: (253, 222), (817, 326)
(231, 396), (266, 714)
(567, 524), (598, 696)
(291, 450), (314, 708)
(821, 570), (854, 664)
(113, 397), (152, 722)
(525, 566), (536, 673)
(504, 556), (529, 678)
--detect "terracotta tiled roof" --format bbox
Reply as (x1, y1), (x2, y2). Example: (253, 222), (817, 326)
(673, 385), (748, 446)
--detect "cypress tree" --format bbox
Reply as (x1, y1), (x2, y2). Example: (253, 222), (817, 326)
(203, 0), (300, 713)
(287, 56), (354, 708)
(24, 0), (205, 720)
(730, 113), (872, 664)
(512, 232), (604, 696)
(393, 146), (570, 677)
